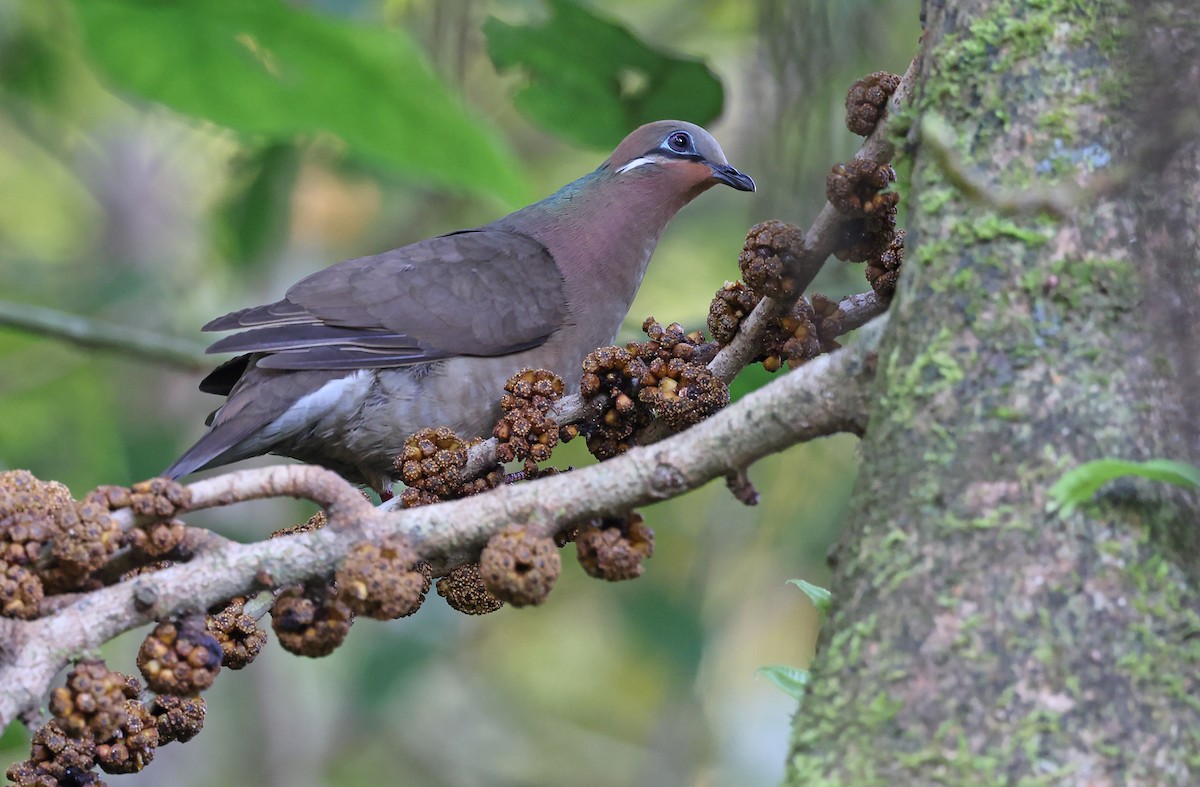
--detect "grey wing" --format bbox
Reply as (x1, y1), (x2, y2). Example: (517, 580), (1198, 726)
(202, 229), (569, 372)
(165, 366), (346, 481)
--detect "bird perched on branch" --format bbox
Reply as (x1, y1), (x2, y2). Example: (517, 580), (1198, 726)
(166, 120), (755, 494)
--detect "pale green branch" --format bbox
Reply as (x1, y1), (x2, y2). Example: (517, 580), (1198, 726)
(0, 300), (210, 372)
(920, 114), (1119, 217)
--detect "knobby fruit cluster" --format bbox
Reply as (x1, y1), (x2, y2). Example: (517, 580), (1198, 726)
(3, 69), (904, 786)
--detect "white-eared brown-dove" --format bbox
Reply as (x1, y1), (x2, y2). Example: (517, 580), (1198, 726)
(166, 120), (755, 493)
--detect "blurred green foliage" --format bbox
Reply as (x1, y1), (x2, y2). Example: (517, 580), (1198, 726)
(0, 0), (920, 783)
(217, 142), (301, 269)
(485, 0), (724, 148)
(69, 0), (528, 203)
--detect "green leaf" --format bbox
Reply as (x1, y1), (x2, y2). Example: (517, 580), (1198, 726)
(217, 142), (299, 269)
(1048, 458), (1200, 517)
(756, 665), (810, 701)
(787, 579), (832, 615)
(69, 0), (526, 203)
(485, 0), (724, 149)
(0, 4), (72, 107)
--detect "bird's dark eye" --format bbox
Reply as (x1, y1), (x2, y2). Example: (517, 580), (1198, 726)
(667, 131), (692, 153)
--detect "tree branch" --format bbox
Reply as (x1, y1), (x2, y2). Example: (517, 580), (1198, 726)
(708, 56), (917, 384)
(1, 53), (916, 750)
(835, 291), (891, 333)
(448, 57), (917, 488)
(919, 113), (1119, 217)
(0, 300), (211, 372)
(0, 315), (885, 731)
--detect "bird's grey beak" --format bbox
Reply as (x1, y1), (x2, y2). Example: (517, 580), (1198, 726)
(709, 162), (756, 192)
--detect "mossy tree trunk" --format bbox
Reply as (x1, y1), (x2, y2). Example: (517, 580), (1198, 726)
(787, 1), (1200, 783)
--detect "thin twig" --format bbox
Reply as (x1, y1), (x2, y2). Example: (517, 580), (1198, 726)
(835, 291), (890, 333)
(919, 114), (1117, 217)
(0, 300), (211, 372)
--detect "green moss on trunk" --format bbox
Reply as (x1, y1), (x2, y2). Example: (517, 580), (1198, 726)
(786, 0), (1200, 783)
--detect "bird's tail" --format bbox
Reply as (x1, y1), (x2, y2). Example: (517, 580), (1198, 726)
(163, 420), (261, 481)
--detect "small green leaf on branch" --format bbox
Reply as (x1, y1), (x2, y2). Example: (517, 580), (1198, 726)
(1048, 458), (1200, 517)
(787, 578), (832, 615)
(756, 665), (811, 701)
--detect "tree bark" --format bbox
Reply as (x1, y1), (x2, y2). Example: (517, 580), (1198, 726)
(787, 1), (1200, 783)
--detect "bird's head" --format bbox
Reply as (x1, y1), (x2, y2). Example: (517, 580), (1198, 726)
(603, 120), (756, 196)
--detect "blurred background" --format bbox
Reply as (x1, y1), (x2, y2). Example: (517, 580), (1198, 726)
(0, 0), (918, 784)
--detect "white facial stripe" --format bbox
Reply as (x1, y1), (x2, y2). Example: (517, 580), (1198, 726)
(616, 156), (657, 174)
